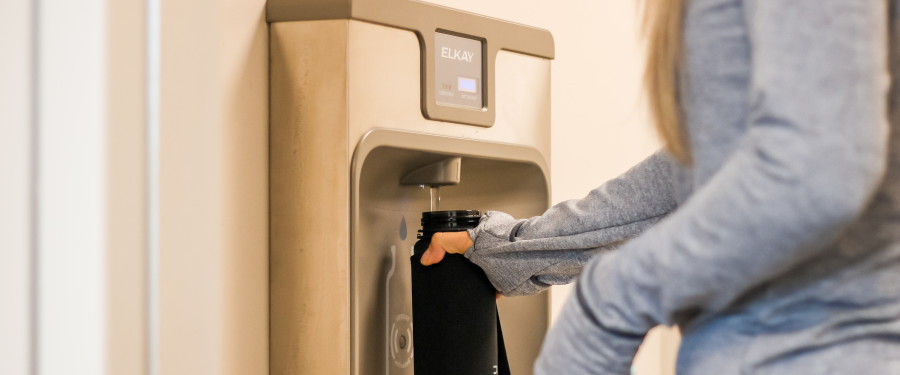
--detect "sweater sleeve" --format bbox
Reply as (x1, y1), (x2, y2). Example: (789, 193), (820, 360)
(465, 150), (684, 296)
(536, 1), (889, 373)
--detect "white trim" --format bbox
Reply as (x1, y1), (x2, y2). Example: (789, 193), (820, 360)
(0, 0), (35, 373)
(146, 0), (160, 373)
(36, 0), (108, 373)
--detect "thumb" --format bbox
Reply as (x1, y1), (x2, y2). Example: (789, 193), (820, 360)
(420, 243), (446, 266)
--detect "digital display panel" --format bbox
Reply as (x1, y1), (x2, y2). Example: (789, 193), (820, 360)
(458, 77), (477, 93)
(434, 32), (483, 110)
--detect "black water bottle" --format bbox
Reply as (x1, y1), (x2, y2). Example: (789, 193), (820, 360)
(410, 210), (510, 375)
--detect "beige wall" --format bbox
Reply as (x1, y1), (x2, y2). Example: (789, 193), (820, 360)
(107, 0), (150, 373)
(158, 0), (268, 373)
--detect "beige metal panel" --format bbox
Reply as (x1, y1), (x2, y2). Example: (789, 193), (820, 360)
(271, 18), (551, 375)
(346, 21), (551, 162)
(265, 0), (552, 59)
(344, 22), (551, 372)
(493, 50), (552, 158)
(268, 0), (553, 126)
(269, 20), (352, 375)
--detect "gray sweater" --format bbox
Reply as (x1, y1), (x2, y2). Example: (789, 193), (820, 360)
(465, 0), (900, 373)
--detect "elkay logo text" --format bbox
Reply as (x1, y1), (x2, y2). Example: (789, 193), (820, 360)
(440, 46), (475, 63)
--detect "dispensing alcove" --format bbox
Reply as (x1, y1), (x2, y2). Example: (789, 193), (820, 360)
(352, 130), (549, 375)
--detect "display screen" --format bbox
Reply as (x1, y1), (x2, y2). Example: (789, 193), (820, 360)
(434, 32), (483, 110)
(458, 77), (477, 93)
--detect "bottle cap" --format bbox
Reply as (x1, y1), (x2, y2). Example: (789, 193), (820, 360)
(418, 210), (481, 239)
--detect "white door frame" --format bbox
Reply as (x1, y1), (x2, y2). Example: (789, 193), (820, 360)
(0, 0), (150, 374)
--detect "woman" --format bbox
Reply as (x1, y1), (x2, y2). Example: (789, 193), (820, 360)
(421, 0), (900, 373)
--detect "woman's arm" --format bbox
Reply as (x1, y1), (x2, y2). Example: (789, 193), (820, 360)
(537, 1), (889, 373)
(464, 150), (685, 296)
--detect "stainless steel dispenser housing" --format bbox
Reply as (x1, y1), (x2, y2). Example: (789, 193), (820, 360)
(268, 1), (554, 374)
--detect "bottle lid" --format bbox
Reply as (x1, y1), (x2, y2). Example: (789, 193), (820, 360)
(419, 210), (481, 238)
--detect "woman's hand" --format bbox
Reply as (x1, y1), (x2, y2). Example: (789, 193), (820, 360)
(420, 231), (474, 266)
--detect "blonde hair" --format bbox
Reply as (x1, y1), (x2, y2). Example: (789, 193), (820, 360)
(643, 0), (691, 164)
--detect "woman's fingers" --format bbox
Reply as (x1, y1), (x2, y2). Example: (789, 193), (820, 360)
(420, 245), (446, 266)
(420, 232), (473, 266)
(420, 233), (447, 265)
(438, 232), (474, 254)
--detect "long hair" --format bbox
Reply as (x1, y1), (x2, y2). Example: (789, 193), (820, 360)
(643, 0), (691, 164)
